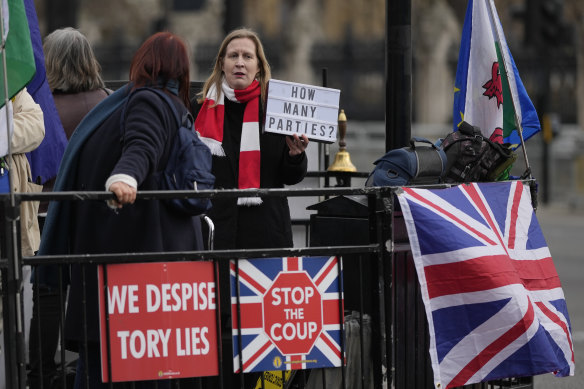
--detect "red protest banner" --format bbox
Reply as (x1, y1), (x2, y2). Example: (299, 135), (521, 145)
(98, 261), (219, 382)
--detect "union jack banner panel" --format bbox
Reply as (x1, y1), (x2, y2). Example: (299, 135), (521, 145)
(230, 256), (344, 373)
(397, 181), (574, 388)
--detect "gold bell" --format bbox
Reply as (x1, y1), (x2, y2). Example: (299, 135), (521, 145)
(328, 109), (357, 172)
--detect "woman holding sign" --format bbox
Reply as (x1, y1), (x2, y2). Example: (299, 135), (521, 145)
(193, 27), (308, 250)
(192, 28), (308, 385)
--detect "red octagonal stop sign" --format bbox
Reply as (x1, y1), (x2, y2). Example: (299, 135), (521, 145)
(263, 271), (323, 355)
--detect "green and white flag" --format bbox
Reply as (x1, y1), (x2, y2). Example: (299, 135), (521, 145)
(1, 0), (35, 104)
(0, 0), (35, 156)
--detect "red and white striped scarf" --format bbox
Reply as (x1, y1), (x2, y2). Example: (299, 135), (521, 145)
(195, 79), (262, 206)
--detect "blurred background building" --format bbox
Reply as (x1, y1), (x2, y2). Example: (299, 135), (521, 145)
(33, 0), (584, 206)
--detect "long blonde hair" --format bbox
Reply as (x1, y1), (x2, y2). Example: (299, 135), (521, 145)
(198, 28), (271, 106)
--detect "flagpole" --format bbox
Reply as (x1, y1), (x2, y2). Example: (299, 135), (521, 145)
(1, 4), (28, 389)
(485, 0), (533, 179)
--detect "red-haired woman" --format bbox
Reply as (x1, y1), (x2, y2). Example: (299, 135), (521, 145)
(39, 32), (200, 388)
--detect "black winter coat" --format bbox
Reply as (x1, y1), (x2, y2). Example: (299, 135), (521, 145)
(65, 88), (204, 347)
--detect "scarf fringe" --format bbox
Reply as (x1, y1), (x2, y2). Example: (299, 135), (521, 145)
(200, 137), (226, 157)
(237, 197), (263, 206)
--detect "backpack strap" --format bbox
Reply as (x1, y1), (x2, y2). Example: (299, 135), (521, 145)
(118, 87), (192, 173)
(140, 87), (191, 129)
(119, 87), (191, 141)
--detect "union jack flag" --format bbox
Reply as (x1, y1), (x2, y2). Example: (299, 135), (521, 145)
(230, 256), (344, 373)
(397, 181), (574, 388)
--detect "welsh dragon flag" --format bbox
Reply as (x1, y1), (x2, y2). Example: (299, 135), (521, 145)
(0, 0), (36, 157)
(453, 0), (540, 148)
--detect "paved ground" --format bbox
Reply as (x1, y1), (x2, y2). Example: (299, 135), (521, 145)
(532, 201), (584, 388)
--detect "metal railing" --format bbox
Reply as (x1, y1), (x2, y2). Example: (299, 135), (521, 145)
(0, 185), (533, 389)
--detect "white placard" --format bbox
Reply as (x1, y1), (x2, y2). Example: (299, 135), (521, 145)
(264, 79), (340, 143)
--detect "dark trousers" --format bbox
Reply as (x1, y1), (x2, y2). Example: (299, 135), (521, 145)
(28, 285), (65, 389)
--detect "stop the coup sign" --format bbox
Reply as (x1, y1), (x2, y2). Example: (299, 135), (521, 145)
(230, 256), (344, 373)
(263, 271), (323, 355)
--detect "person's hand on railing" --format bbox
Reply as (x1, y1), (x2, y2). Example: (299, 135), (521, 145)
(107, 181), (137, 209)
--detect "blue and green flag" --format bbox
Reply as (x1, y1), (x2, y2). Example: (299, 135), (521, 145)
(453, 0), (540, 149)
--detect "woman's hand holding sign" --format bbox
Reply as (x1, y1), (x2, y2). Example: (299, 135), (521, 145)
(286, 133), (309, 156)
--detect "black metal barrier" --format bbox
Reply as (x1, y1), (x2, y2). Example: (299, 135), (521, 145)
(0, 185), (534, 389)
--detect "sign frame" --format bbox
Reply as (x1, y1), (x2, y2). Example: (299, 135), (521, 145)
(264, 79), (341, 144)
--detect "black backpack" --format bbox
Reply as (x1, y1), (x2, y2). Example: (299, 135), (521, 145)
(122, 87), (215, 215)
(366, 137), (447, 187)
(439, 121), (516, 183)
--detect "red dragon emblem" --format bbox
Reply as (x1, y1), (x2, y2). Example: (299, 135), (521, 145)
(482, 62), (503, 108)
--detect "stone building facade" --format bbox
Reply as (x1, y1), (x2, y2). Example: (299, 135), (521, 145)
(33, 0), (582, 126)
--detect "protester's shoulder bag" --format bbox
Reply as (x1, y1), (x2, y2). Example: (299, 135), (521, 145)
(366, 137), (447, 187)
(439, 121), (516, 183)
